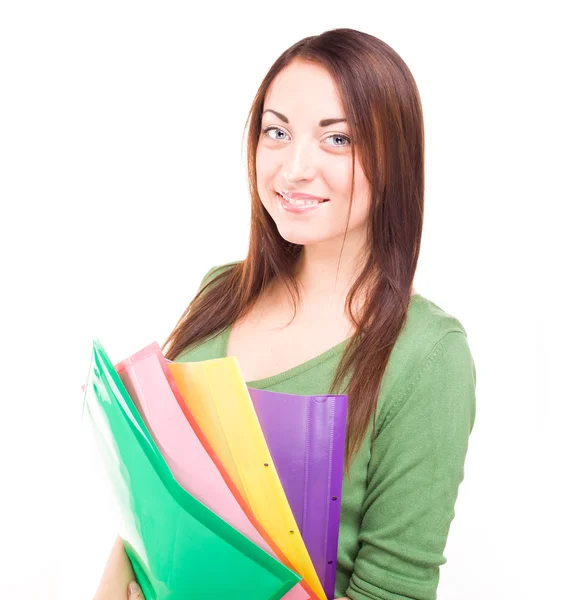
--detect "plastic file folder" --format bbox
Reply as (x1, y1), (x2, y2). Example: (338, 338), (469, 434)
(83, 339), (300, 600)
(115, 341), (310, 600)
(248, 389), (348, 600)
(168, 357), (327, 600)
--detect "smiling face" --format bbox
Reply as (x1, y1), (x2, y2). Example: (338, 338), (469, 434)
(256, 59), (372, 250)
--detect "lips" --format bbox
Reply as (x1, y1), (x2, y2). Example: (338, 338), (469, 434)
(286, 192), (328, 201)
(277, 190), (329, 204)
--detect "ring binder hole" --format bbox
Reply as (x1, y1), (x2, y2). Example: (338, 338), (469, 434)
(332, 496), (338, 501)
(328, 561), (333, 564)
(264, 463), (269, 466)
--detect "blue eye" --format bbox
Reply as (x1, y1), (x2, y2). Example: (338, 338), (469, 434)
(324, 133), (351, 147)
(261, 126), (351, 147)
(262, 126), (288, 140)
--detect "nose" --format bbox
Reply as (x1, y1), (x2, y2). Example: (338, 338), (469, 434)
(281, 138), (318, 184)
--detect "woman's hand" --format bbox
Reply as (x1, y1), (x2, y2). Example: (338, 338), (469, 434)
(128, 581), (144, 599)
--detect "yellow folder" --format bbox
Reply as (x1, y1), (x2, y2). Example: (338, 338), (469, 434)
(168, 357), (326, 600)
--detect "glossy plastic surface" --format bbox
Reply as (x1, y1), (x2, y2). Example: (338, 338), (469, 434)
(83, 339), (300, 600)
(248, 389), (348, 600)
(115, 341), (309, 600)
(168, 357), (327, 600)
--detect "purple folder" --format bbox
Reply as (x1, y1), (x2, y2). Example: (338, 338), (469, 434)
(248, 390), (348, 600)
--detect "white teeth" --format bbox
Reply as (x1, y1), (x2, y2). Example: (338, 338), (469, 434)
(277, 192), (322, 206)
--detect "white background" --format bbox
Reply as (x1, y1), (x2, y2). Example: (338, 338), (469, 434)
(1, 2), (585, 598)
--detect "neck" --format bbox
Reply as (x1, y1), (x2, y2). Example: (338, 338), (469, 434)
(294, 234), (369, 301)
(267, 231), (415, 313)
(292, 233), (416, 302)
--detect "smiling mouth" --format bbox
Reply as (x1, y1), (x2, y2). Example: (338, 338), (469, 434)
(276, 191), (330, 206)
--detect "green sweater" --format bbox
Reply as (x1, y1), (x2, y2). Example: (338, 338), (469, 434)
(176, 263), (476, 600)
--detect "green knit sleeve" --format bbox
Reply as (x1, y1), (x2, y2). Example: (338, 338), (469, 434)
(346, 331), (476, 600)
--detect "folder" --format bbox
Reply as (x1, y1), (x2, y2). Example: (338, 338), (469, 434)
(168, 357), (327, 600)
(115, 341), (310, 600)
(248, 389), (348, 600)
(83, 339), (300, 600)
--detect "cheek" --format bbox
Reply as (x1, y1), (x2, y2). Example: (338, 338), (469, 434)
(328, 154), (367, 199)
(326, 160), (353, 195)
(255, 145), (278, 180)
(347, 171), (372, 223)
(335, 158), (369, 196)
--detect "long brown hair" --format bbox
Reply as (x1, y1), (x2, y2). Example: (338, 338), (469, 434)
(163, 28), (424, 467)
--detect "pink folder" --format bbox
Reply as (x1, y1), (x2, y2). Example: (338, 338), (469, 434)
(115, 341), (311, 600)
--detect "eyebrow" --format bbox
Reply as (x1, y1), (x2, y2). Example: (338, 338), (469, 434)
(262, 109), (347, 127)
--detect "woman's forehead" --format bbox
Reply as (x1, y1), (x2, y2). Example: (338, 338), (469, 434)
(264, 61), (345, 121)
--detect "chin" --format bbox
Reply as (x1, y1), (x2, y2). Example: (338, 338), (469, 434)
(260, 196), (331, 246)
(274, 229), (313, 246)
(274, 225), (332, 247)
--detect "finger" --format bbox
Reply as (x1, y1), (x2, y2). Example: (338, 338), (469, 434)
(128, 581), (144, 599)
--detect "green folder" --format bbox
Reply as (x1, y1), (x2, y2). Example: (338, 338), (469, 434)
(82, 339), (301, 599)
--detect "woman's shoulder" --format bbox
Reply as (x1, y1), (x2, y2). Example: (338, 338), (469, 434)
(406, 293), (470, 345)
(400, 293), (474, 380)
(198, 260), (243, 290)
(375, 294), (476, 430)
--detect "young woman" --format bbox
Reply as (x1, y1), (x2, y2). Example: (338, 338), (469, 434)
(94, 27), (476, 600)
